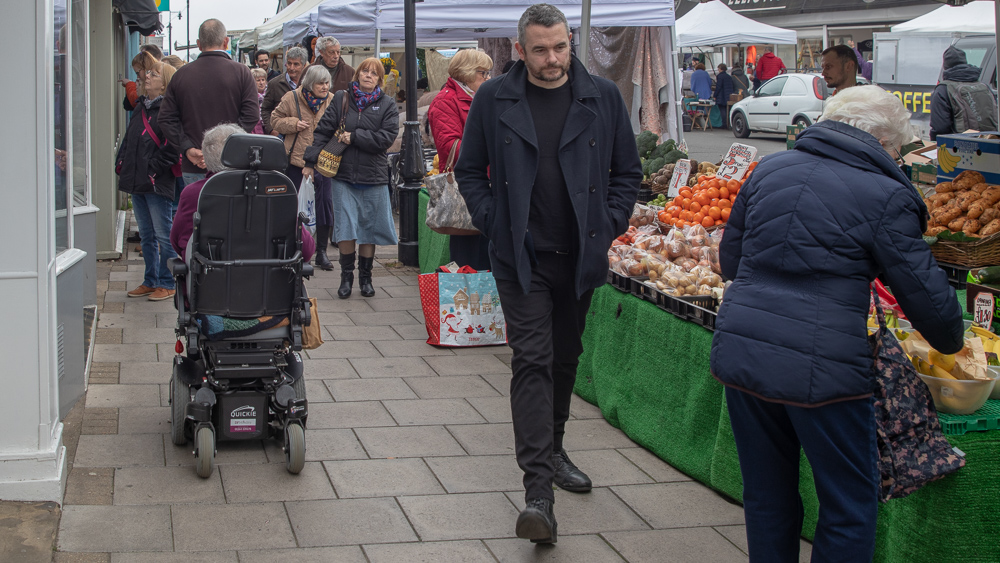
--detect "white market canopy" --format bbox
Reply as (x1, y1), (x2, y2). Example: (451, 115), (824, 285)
(891, 1), (996, 34)
(239, 0), (325, 51)
(675, 0), (796, 48)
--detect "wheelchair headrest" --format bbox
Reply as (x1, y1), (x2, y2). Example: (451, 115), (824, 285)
(220, 134), (288, 171)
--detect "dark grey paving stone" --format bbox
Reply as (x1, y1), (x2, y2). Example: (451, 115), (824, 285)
(113, 466), (225, 505)
(507, 488), (650, 535)
(347, 311), (420, 327)
(373, 340), (454, 357)
(305, 401), (397, 429)
(57, 505), (172, 552)
(363, 540), (495, 563)
(558, 449), (655, 488)
(86, 384), (160, 408)
(481, 373), (512, 397)
(118, 362), (169, 385)
(383, 398), (486, 426)
(74, 435), (165, 468)
(109, 553), (236, 563)
(569, 397), (605, 419)
(397, 492), (521, 541)
(617, 448), (694, 483)
(315, 312), (356, 326)
(219, 462), (336, 502)
(425, 455), (523, 494)
(349, 357), (436, 378)
(315, 299), (377, 313)
(369, 298), (423, 312)
(611, 482), (746, 529)
(327, 326), (402, 341)
(305, 379), (334, 402)
(286, 498), (417, 546)
(562, 419), (638, 451)
(117, 407), (170, 434)
(447, 423), (516, 456)
(392, 324), (432, 340)
(163, 436), (267, 467)
(122, 328), (175, 344)
(713, 525), (813, 562)
(604, 527), (751, 563)
(466, 396), (513, 423)
(325, 378), (417, 402)
(171, 502), (296, 551)
(302, 340), (382, 359)
(303, 429), (369, 462)
(404, 375), (501, 398)
(237, 547), (366, 563)
(300, 358), (359, 379)
(423, 356), (511, 377)
(485, 534), (626, 562)
(356, 426), (466, 458)
(323, 458), (445, 498)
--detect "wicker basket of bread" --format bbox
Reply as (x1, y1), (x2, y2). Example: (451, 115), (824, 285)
(925, 171), (1000, 268)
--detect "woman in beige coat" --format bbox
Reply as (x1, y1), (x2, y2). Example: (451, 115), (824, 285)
(271, 64), (336, 270)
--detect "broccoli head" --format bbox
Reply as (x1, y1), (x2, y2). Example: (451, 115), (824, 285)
(636, 130), (659, 160)
(663, 149), (688, 165)
(649, 139), (679, 161)
(642, 157), (666, 179)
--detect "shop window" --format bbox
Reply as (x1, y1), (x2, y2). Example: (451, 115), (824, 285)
(71, 0), (89, 208)
(54, 0), (70, 253)
(797, 39), (822, 72)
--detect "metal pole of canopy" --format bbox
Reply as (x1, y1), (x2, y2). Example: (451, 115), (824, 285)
(578, 0), (592, 68)
(374, 28), (381, 57)
(397, 0), (422, 267)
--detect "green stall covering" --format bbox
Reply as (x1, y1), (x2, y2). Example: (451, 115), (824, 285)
(575, 285), (1000, 563)
(418, 188), (450, 273)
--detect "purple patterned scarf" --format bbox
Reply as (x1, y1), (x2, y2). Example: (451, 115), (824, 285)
(302, 89), (328, 113)
(351, 82), (382, 112)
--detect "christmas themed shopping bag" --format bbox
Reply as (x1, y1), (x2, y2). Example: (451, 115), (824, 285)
(870, 287), (964, 501)
(297, 176), (316, 234)
(418, 266), (506, 347)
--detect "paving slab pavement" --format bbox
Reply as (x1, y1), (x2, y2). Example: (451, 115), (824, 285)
(44, 231), (815, 562)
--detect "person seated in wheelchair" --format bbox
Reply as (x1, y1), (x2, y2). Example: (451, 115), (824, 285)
(167, 124), (315, 477)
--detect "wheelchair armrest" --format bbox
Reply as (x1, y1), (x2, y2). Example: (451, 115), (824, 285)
(302, 263), (314, 278)
(168, 257), (188, 276)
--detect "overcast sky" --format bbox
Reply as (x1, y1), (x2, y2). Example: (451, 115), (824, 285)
(162, 0), (281, 45)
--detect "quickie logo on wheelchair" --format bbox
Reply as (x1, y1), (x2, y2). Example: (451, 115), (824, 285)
(230, 405), (258, 433)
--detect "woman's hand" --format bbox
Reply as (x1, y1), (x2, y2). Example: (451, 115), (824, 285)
(302, 167), (314, 181)
(339, 131), (352, 145)
(296, 120), (310, 131)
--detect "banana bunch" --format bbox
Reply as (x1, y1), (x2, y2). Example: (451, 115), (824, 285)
(970, 326), (1000, 365)
(912, 349), (959, 379)
(938, 146), (961, 174)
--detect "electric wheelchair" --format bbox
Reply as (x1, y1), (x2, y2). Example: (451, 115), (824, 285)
(168, 134), (312, 478)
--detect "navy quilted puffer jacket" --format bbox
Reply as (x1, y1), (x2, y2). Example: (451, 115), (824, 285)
(710, 120), (964, 406)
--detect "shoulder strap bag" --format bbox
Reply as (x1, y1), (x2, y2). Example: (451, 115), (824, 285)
(287, 91), (302, 158)
(425, 141), (479, 236)
(141, 107), (183, 177)
(315, 91), (350, 178)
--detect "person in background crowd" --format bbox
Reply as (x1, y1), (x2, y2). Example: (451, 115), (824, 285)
(755, 46), (786, 84)
(848, 40), (873, 82)
(714, 63), (735, 129)
(159, 19), (259, 188)
(396, 89), (406, 104)
(162, 55), (185, 70)
(271, 65), (336, 271)
(746, 62), (759, 91)
(117, 61), (180, 302)
(502, 60), (516, 74)
(250, 68), (268, 134)
(455, 4), (641, 544)
(690, 62), (712, 100)
(254, 49), (280, 82)
(416, 76), (437, 108)
(171, 123), (315, 262)
(303, 58), (399, 298)
(262, 46), (307, 135)
(711, 85), (964, 562)
(730, 62), (750, 96)
(427, 48), (494, 271)
(930, 45), (999, 140)
(120, 50), (159, 112)
(821, 44), (859, 95)
(316, 36), (355, 94)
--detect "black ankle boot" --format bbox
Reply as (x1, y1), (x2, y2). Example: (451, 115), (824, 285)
(314, 226), (334, 271)
(516, 497), (557, 544)
(552, 448), (592, 493)
(358, 256), (375, 297)
(338, 252), (355, 298)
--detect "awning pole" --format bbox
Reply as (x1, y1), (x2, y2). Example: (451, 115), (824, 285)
(374, 29), (381, 57)
(579, 0), (592, 68)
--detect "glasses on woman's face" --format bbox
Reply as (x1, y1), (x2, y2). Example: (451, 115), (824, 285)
(145, 70), (160, 78)
(477, 70), (491, 79)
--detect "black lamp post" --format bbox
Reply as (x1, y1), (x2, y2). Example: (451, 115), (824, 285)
(396, 0), (422, 267)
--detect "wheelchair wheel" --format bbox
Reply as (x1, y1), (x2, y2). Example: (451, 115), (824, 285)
(285, 422), (306, 474)
(169, 374), (189, 446)
(194, 426), (215, 478)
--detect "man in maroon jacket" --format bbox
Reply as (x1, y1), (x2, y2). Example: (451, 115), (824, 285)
(755, 46), (786, 83)
(159, 19), (259, 187)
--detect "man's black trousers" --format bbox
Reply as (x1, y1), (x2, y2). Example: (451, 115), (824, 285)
(495, 252), (594, 502)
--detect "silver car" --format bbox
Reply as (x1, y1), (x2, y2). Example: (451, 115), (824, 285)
(729, 73), (830, 138)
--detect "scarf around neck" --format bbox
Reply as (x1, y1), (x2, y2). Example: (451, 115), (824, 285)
(143, 95), (163, 109)
(302, 89), (328, 113)
(351, 82), (382, 112)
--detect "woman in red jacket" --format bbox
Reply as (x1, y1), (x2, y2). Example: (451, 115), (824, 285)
(427, 49), (494, 270)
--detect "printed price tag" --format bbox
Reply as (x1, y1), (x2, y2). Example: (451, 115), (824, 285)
(667, 159), (691, 198)
(974, 292), (995, 328)
(717, 143), (758, 182)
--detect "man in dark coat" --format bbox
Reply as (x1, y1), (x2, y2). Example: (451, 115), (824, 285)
(254, 49), (280, 82)
(260, 46), (307, 135)
(930, 45), (998, 140)
(315, 36), (355, 94)
(159, 19), (259, 186)
(455, 3), (641, 544)
(714, 63), (735, 129)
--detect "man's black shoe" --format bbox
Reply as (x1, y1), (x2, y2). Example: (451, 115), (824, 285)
(553, 448), (592, 493)
(516, 497), (557, 544)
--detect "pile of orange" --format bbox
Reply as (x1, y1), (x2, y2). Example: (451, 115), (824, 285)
(657, 175), (743, 229)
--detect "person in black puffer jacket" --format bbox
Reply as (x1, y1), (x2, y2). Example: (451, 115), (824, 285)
(117, 61), (181, 302)
(930, 45), (999, 140)
(303, 57), (399, 299)
(711, 86), (964, 562)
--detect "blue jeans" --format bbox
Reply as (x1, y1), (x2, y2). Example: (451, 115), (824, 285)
(725, 387), (878, 563)
(182, 172), (205, 188)
(131, 193), (177, 290)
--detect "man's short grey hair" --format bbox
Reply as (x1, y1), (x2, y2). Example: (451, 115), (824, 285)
(202, 123), (244, 173)
(299, 65), (331, 93)
(285, 46), (307, 65)
(316, 36), (340, 52)
(517, 4), (569, 47)
(198, 19), (227, 49)
(818, 85), (913, 151)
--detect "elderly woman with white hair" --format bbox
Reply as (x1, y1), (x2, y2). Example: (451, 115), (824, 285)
(170, 123), (315, 262)
(710, 85), (963, 562)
